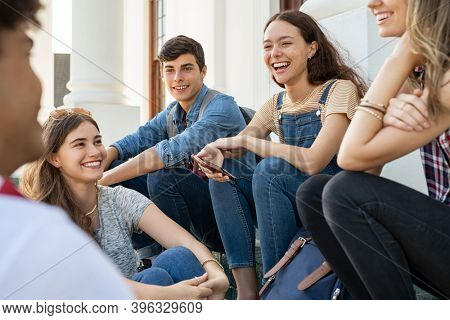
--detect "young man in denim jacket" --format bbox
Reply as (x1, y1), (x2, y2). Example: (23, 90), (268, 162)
(101, 35), (255, 258)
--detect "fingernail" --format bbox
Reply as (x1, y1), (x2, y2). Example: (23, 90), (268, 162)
(423, 122), (430, 128)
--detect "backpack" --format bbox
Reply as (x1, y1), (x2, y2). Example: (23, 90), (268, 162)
(259, 227), (352, 300)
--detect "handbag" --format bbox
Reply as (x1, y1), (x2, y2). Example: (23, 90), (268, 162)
(259, 228), (352, 300)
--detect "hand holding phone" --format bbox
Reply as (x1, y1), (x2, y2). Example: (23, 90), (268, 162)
(191, 154), (236, 180)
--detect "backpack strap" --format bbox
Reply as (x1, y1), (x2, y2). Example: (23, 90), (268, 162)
(276, 91), (286, 110)
(297, 261), (332, 291)
(166, 107), (177, 139)
(198, 89), (220, 119)
(166, 89), (220, 139)
(318, 79), (337, 107)
(263, 235), (312, 279)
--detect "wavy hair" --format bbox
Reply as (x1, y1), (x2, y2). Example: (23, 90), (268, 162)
(407, 0), (450, 116)
(21, 110), (99, 234)
(264, 10), (367, 98)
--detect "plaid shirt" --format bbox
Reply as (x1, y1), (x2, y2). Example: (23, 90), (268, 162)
(420, 129), (450, 206)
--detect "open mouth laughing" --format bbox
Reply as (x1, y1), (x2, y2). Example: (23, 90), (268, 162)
(272, 61), (291, 73)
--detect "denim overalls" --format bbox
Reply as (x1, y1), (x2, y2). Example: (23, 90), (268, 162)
(253, 80), (343, 275)
(277, 80), (341, 174)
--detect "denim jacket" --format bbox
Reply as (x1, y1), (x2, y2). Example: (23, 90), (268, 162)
(112, 85), (255, 169)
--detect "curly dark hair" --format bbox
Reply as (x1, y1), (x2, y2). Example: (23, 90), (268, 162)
(265, 10), (367, 98)
(0, 0), (41, 30)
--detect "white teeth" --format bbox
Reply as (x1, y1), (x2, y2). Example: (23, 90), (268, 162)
(83, 161), (100, 168)
(174, 85), (187, 90)
(376, 12), (392, 21)
(273, 62), (290, 68)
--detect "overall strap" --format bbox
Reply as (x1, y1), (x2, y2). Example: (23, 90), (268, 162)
(166, 107), (178, 139)
(318, 79), (337, 106)
(198, 89), (220, 119)
(276, 91), (286, 110)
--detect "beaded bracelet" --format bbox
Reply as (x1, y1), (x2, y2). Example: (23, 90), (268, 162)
(201, 258), (225, 271)
(355, 106), (383, 121)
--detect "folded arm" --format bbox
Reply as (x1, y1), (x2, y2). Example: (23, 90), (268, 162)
(338, 34), (450, 170)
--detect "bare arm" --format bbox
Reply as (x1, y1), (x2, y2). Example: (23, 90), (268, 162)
(100, 147), (165, 186)
(338, 34), (450, 170)
(138, 204), (229, 299)
(210, 113), (350, 175)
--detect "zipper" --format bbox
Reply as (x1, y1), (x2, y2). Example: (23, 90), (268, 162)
(332, 288), (341, 300)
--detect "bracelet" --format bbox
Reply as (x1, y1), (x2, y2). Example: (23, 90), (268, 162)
(360, 99), (386, 111)
(355, 106), (383, 121)
(201, 258), (224, 271)
(359, 101), (386, 114)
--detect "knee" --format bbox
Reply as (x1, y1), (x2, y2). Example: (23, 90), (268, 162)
(153, 246), (197, 268)
(132, 267), (174, 286)
(146, 169), (166, 194)
(296, 174), (331, 223)
(322, 171), (374, 220)
(253, 157), (287, 176)
(296, 174), (331, 204)
(252, 157), (287, 189)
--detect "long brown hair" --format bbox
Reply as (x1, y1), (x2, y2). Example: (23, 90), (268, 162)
(407, 0), (449, 116)
(265, 10), (367, 98)
(21, 109), (100, 234)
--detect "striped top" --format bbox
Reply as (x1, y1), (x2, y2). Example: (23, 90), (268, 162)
(252, 79), (359, 142)
(420, 129), (450, 206)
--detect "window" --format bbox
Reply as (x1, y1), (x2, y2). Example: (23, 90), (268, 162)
(148, 0), (166, 118)
(279, 0), (307, 11)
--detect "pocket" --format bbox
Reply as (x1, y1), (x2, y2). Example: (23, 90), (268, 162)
(295, 134), (316, 148)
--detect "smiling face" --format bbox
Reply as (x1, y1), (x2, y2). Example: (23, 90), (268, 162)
(0, 26), (43, 175)
(161, 53), (206, 110)
(263, 20), (317, 87)
(50, 121), (106, 186)
(368, 0), (408, 37)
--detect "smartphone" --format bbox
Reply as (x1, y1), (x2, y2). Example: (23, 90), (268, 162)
(191, 154), (236, 180)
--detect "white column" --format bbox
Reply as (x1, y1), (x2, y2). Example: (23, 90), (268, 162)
(64, 0), (140, 146)
(32, 0), (53, 124)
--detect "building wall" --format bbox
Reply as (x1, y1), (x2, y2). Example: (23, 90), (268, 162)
(164, 0), (279, 110)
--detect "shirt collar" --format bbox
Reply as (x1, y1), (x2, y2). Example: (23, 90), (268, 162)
(173, 84), (209, 123)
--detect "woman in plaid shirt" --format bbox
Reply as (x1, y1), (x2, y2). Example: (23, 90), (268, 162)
(296, 0), (450, 299)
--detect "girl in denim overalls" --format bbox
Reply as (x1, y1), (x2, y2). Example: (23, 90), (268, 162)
(197, 11), (367, 299)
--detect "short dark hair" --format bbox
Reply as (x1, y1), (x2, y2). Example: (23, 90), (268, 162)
(0, 0), (41, 30)
(158, 35), (205, 70)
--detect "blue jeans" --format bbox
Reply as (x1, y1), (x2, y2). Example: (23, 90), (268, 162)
(110, 160), (223, 255)
(252, 157), (318, 275)
(131, 246), (204, 285)
(209, 158), (256, 269)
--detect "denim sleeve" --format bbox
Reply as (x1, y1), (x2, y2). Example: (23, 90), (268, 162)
(112, 109), (169, 160)
(155, 95), (244, 167)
